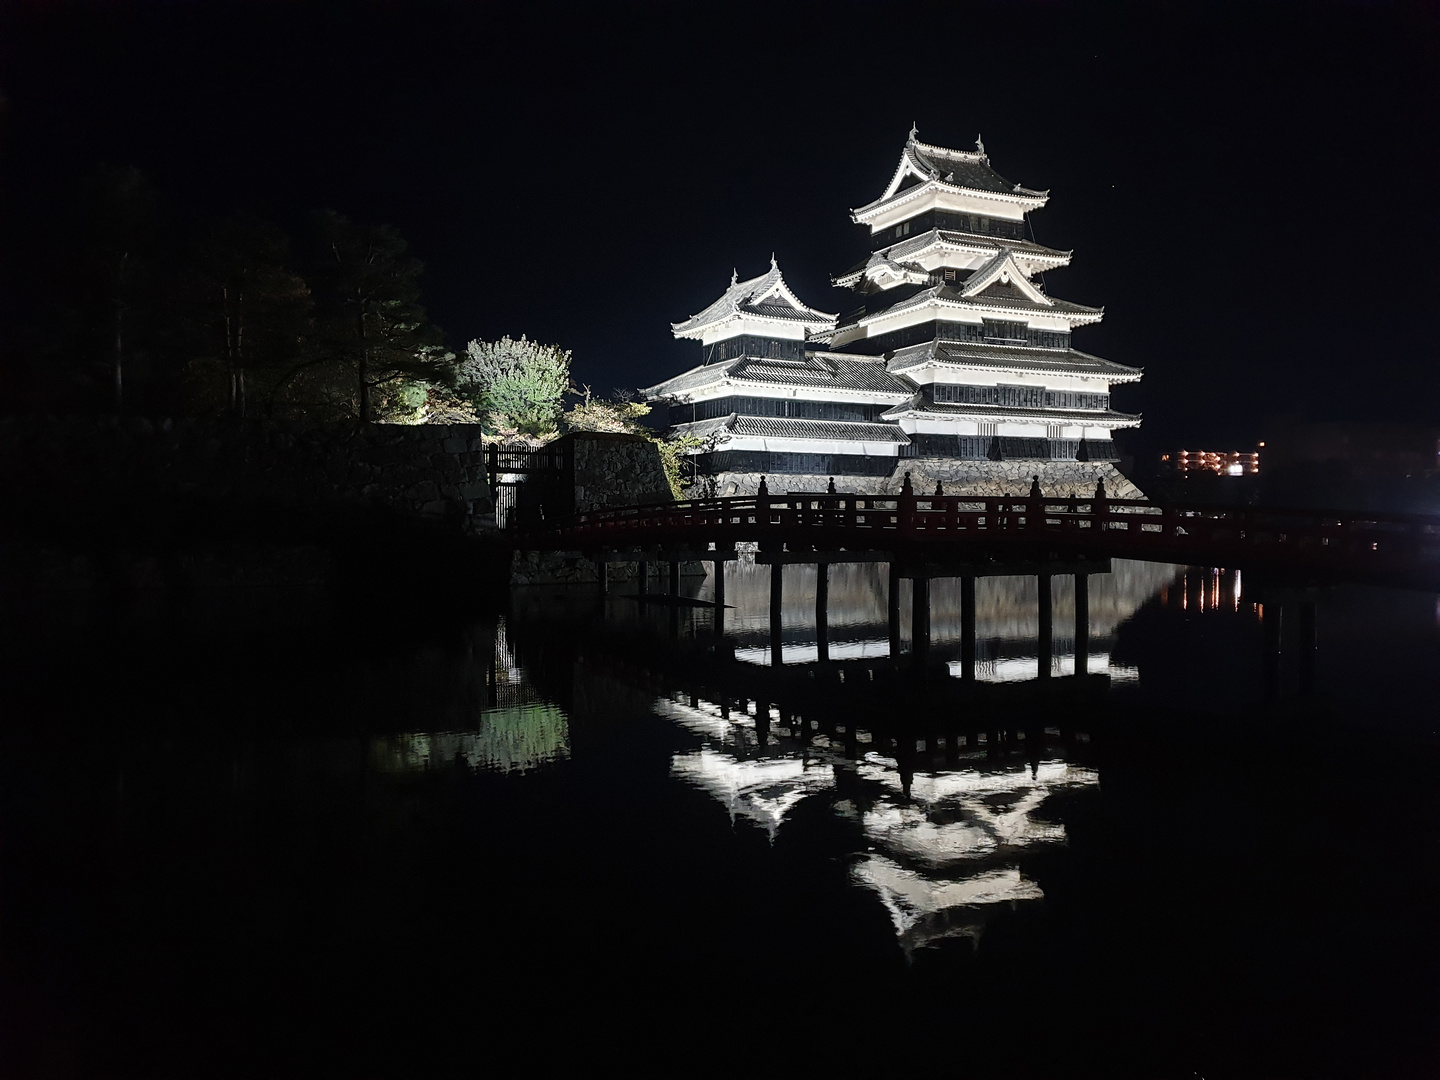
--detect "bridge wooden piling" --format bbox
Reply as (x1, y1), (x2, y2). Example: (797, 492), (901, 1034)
(815, 562), (830, 664)
(770, 564), (784, 668)
(912, 574), (931, 667)
(960, 573), (977, 681)
(1038, 572), (1053, 680)
(888, 563), (902, 658)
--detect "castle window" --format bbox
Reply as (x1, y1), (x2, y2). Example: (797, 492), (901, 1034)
(982, 319), (1028, 343)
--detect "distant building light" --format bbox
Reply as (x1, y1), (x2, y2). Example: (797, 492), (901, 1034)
(1170, 447), (1263, 476)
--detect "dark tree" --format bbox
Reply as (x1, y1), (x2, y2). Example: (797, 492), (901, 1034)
(178, 215), (310, 417)
(307, 211), (452, 422)
(62, 165), (164, 411)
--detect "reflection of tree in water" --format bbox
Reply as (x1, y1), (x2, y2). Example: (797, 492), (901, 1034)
(368, 704), (569, 775)
(368, 619), (570, 774)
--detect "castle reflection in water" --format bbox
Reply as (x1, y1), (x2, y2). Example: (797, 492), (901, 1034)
(462, 555), (1213, 952)
(345, 557), (1263, 952)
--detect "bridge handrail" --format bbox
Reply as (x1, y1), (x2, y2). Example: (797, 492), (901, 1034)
(512, 495), (1440, 586)
(525, 495), (1439, 532)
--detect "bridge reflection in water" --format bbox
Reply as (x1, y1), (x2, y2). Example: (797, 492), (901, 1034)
(509, 555), (1197, 953)
(715, 557), (1177, 680)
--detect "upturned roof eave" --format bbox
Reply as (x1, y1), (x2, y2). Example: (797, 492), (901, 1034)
(641, 360), (737, 399)
(860, 288), (1103, 328)
(725, 375), (913, 399)
(672, 261), (838, 339)
(881, 403), (1143, 426)
(727, 416), (914, 444)
(885, 342), (1143, 382)
(643, 358), (916, 402)
(851, 178), (1050, 223)
(834, 234), (1072, 289)
(671, 307), (839, 340)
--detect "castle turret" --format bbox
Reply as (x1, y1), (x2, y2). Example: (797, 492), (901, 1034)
(823, 129), (1141, 465)
(646, 258), (916, 485)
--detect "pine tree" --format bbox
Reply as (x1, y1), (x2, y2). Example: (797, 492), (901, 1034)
(179, 215), (310, 417)
(309, 211), (452, 422)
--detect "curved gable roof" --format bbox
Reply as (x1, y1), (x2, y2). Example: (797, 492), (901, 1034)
(672, 258), (837, 339)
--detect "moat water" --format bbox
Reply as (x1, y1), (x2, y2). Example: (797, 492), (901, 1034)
(1, 560), (1437, 1077)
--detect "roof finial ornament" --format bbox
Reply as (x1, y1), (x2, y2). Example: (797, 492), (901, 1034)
(976, 132), (985, 156)
(730, 267), (737, 286)
(908, 121), (918, 143)
(770, 252), (777, 270)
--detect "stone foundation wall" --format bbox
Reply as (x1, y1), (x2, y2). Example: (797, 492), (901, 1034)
(1, 414), (496, 534)
(880, 459), (1146, 500)
(511, 551), (706, 587)
(512, 432), (699, 586)
(568, 431), (674, 511)
(0, 414), (507, 604)
(688, 460), (1145, 501)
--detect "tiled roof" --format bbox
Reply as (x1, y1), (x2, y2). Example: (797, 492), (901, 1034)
(854, 135), (1050, 220)
(747, 300), (817, 320)
(672, 259), (837, 337)
(805, 322), (857, 348)
(672, 415), (739, 440)
(699, 415), (913, 444)
(642, 360), (742, 398)
(958, 249), (1051, 305)
(893, 228), (1067, 263)
(910, 143), (1032, 197)
(643, 354), (916, 400)
(834, 231), (1071, 289)
(886, 341), (1142, 381)
(882, 398), (1141, 426)
(729, 355), (915, 394)
(867, 283), (1101, 323)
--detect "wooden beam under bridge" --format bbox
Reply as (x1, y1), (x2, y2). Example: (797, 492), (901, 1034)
(752, 549), (1112, 579)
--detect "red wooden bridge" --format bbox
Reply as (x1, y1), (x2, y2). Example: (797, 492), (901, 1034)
(515, 492), (1440, 590)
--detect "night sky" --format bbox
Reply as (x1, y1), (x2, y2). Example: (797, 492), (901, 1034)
(2, 0), (1437, 459)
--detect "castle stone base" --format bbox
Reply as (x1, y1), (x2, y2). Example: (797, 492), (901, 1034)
(688, 460), (1145, 501)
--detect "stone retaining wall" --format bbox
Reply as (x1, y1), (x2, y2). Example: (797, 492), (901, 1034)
(569, 431), (673, 511)
(1, 414), (496, 533)
(511, 431), (703, 586)
(0, 415), (504, 601)
(690, 460), (1145, 500)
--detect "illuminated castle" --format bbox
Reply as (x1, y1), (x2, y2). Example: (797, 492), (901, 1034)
(644, 128), (1145, 497)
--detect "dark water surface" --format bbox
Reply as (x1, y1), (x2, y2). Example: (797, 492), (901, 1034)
(2, 560), (1437, 1077)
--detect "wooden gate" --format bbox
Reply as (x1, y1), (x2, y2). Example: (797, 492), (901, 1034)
(485, 442), (570, 530)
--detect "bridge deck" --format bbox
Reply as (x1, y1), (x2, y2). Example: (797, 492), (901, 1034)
(514, 493), (1440, 590)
